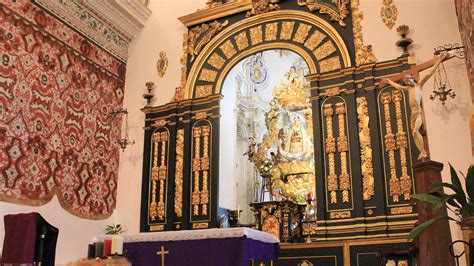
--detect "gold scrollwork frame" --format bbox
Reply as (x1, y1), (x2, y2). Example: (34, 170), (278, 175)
(184, 10), (352, 99)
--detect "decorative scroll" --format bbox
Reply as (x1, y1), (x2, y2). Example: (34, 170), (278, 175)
(350, 0), (377, 65)
(381, 92), (400, 202)
(392, 90), (411, 200)
(201, 126), (211, 215)
(336, 102), (350, 203)
(171, 34), (187, 102)
(297, 0), (349, 26)
(330, 211), (351, 219)
(356, 97), (375, 200)
(192, 127), (202, 216)
(174, 129), (184, 217)
(188, 20), (229, 61)
(149, 130), (168, 221)
(192, 222), (209, 229)
(324, 104), (338, 204)
(390, 206), (413, 215)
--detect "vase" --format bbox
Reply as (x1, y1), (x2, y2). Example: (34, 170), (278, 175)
(460, 216), (474, 265)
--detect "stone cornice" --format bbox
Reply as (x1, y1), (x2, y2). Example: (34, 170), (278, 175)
(34, 0), (152, 62)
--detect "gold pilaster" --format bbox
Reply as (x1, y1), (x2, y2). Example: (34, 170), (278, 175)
(201, 126), (211, 216)
(381, 92), (400, 202)
(336, 102), (350, 203)
(174, 129), (184, 217)
(356, 97), (375, 200)
(192, 127), (202, 215)
(324, 104), (338, 204)
(392, 90), (411, 200)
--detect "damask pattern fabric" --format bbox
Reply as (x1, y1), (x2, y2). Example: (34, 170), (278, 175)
(0, 0), (125, 219)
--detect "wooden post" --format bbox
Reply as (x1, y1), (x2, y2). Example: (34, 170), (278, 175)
(413, 160), (455, 266)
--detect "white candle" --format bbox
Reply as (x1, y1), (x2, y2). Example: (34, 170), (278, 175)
(111, 235), (123, 255)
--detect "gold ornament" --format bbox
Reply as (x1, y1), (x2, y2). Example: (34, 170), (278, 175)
(156, 51), (168, 78)
(381, 0), (398, 29)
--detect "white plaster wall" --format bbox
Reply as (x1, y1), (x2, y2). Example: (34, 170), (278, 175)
(0, 0), (471, 264)
(361, 0), (472, 259)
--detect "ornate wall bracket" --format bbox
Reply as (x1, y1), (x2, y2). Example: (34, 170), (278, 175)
(188, 20), (229, 62)
(381, 0), (398, 29)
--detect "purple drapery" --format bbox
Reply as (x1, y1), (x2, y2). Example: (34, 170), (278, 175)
(123, 236), (279, 266)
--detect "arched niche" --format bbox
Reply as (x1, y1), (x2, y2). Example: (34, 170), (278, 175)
(184, 9), (352, 100)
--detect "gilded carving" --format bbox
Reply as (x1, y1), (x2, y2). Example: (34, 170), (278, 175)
(149, 132), (160, 221)
(324, 104), (338, 204)
(195, 85), (213, 98)
(314, 41), (336, 61)
(390, 206), (413, 215)
(188, 20), (229, 61)
(280, 21), (295, 40)
(174, 129), (184, 217)
(293, 23), (312, 44)
(336, 102), (350, 203)
(171, 33), (188, 102)
(249, 25), (263, 45)
(199, 68), (218, 82)
(297, 0), (349, 26)
(246, 0), (281, 18)
(392, 90), (411, 200)
(356, 97), (375, 201)
(149, 225), (164, 231)
(194, 111), (209, 120)
(153, 119), (167, 128)
(192, 127), (202, 216)
(192, 222), (209, 229)
(330, 211), (351, 219)
(265, 22), (278, 41)
(207, 53), (225, 70)
(201, 126), (211, 215)
(156, 51), (168, 78)
(381, 0), (398, 29)
(381, 92), (400, 202)
(304, 30), (326, 51)
(157, 131), (168, 220)
(303, 221), (317, 235)
(351, 0), (377, 65)
(319, 57), (341, 73)
(234, 31), (249, 51)
(326, 87), (341, 96)
(219, 39), (237, 59)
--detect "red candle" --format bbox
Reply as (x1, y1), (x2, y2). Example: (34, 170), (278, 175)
(307, 193), (312, 201)
(103, 239), (112, 256)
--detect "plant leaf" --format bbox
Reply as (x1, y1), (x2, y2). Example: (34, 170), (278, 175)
(465, 165), (474, 201)
(431, 182), (467, 206)
(407, 215), (452, 239)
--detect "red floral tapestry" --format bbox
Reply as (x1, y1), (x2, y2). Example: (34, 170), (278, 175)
(0, 0), (126, 219)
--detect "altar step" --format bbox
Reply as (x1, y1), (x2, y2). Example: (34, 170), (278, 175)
(254, 237), (415, 266)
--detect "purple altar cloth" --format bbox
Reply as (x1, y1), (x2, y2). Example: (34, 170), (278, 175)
(123, 236), (279, 266)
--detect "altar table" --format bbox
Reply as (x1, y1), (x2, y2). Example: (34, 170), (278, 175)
(94, 227), (279, 266)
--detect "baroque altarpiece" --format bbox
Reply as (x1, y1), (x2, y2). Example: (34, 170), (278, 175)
(140, 0), (421, 264)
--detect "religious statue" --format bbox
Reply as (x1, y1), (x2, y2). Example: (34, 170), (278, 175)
(383, 53), (448, 160)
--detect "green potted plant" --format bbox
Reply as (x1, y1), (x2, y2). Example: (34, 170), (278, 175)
(105, 224), (125, 235)
(408, 164), (474, 239)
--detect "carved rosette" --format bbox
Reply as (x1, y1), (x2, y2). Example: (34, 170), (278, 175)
(297, 0), (349, 26)
(381, 92), (401, 202)
(174, 129), (184, 217)
(392, 90), (412, 200)
(356, 97), (375, 201)
(323, 104), (338, 204)
(335, 102), (350, 203)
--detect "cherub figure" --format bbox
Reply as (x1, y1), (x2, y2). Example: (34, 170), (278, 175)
(383, 53), (448, 159)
